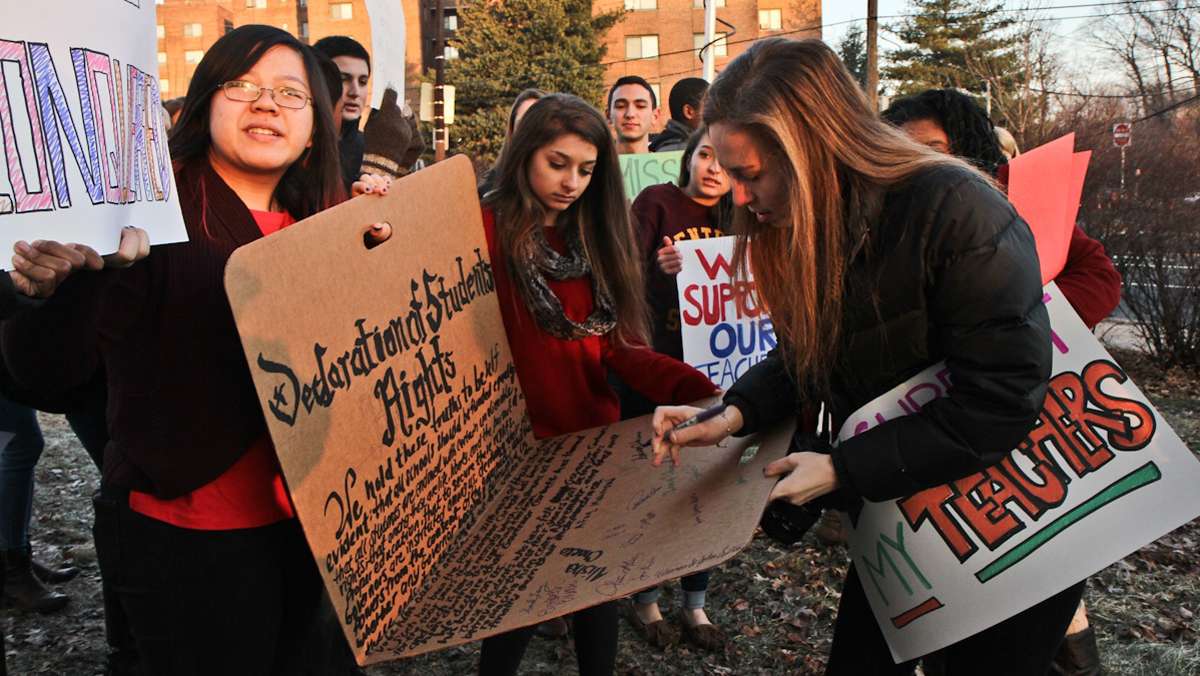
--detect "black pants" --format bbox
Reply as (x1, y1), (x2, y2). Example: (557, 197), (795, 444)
(827, 565), (1086, 675)
(93, 485), (324, 676)
(479, 600), (618, 676)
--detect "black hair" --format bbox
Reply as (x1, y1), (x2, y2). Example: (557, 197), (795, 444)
(170, 25), (345, 219)
(607, 75), (657, 111)
(677, 127), (733, 233)
(313, 35), (371, 72)
(668, 77), (708, 123)
(882, 88), (1006, 176)
(313, 51), (344, 109)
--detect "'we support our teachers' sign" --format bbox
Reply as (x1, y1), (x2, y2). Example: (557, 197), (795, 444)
(675, 236), (775, 388)
(2, 1), (186, 255)
(842, 284), (1200, 662)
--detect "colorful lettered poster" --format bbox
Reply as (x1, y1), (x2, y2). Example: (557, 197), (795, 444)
(619, 151), (683, 201)
(674, 236), (775, 388)
(225, 157), (792, 664)
(2, 1), (186, 255)
(1007, 134), (1088, 284)
(842, 283), (1200, 662)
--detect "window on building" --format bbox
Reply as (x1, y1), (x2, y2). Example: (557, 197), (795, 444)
(759, 9), (782, 31)
(245, 0), (266, 7)
(155, 0), (164, 5)
(224, 20), (234, 34)
(185, 50), (204, 65)
(444, 45), (459, 59)
(330, 3), (352, 20)
(156, 25), (165, 39)
(694, 32), (728, 58)
(692, 0), (725, 7)
(183, 23), (202, 38)
(444, 13), (458, 31)
(300, 22), (309, 38)
(157, 52), (167, 64)
(160, 79), (170, 93)
(625, 0), (656, 10)
(650, 83), (661, 104)
(624, 35), (659, 60)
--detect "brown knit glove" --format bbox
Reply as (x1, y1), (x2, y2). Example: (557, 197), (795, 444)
(361, 86), (420, 179)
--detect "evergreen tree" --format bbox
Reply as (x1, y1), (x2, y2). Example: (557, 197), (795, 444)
(883, 0), (1018, 98)
(837, 24), (868, 87)
(445, 0), (621, 164)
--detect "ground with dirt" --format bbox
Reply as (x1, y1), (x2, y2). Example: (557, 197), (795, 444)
(4, 347), (1199, 675)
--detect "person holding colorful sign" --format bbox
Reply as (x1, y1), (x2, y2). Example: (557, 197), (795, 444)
(650, 38), (1082, 674)
(2, 25), (393, 675)
(478, 93), (717, 676)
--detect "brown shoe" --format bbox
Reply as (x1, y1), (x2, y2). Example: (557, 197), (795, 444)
(813, 510), (849, 545)
(622, 600), (678, 649)
(679, 610), (725, 651)
(1051, 627), (1102, 676)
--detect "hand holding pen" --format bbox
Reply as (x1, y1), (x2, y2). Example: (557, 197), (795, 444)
(651, 402), (744, 467)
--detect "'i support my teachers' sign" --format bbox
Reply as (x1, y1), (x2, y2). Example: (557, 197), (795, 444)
(842, 284), (1200, 662)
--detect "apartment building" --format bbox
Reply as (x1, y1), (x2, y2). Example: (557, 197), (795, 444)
(596, 0), (821, 112)
(155, 0), (453, 104)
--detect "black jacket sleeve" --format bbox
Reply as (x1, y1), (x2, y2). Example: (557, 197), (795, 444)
(723, 347), (796, 436)
(832, 173), (1051, 501)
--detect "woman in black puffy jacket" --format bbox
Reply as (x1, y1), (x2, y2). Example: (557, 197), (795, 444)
(651, 38), (1083, 675)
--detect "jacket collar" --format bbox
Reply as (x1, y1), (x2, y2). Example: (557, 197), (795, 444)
(175, 159), (264, 247)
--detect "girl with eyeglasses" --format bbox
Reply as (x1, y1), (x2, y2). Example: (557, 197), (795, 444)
(478, 93), (717, 676)
(2, 25), (388, 675)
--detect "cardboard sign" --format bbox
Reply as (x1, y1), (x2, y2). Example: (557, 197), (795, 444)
(225, 156), (791, 664)
(619, 151), (683, 201)
(363, 0), (406, 109)
(1, 1), (186, 255)
(841, 283), (1200, 662)
(1007, 135), (1089, 284)
(674, 237), (775, 388)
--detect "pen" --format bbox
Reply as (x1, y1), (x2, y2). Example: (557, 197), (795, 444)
(667, 403), (728, 441)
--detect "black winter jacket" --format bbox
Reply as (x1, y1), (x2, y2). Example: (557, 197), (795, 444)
(725, 164), (1050, 502)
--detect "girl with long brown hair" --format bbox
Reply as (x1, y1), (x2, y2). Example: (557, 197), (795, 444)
(479, 93), (716, 676)
(651, 38), (1077, 674)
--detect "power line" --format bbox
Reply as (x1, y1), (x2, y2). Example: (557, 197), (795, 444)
(1136, 91), (1200, 121)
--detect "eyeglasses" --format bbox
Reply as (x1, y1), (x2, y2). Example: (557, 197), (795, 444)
(218, 80), (311, 110)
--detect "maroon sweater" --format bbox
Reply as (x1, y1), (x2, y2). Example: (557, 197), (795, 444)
(2, 160), (284, 498)
(632, 183), (728, 359)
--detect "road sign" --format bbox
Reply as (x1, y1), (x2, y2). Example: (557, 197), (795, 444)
(1113, 122), (1132, 147)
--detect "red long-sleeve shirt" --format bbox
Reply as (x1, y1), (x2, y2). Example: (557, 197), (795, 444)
(482, 207), (717, 438)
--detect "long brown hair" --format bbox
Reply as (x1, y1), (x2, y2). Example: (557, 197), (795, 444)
(702, 38), (972, 392)
(483, 94), (649, 346)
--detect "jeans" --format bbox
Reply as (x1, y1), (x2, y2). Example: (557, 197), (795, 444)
(0, 395), (45, 552)
(826, 565), (1085, 675)
(93, 484), (325, 676)
(634, 570), (712, 610)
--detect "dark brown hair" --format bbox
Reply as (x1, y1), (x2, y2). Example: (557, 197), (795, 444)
(484, 94), (649, 346)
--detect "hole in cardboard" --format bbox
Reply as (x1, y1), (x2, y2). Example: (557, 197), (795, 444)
(363, 222), (393, 250)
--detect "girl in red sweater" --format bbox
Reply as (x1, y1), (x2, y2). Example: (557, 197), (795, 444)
(478, 94), (716, 676)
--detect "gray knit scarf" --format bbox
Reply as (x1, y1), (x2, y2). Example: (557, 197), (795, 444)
(519, 223), (617, 340)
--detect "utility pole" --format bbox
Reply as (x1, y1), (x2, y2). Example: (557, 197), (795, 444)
(434, 0), (446, 162)
(866, 0), (879, 110)
(702, 0), (717, 82)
